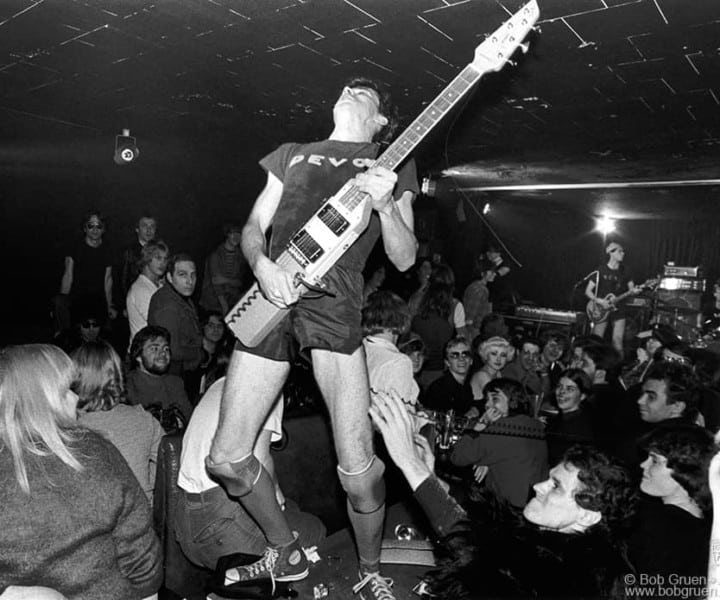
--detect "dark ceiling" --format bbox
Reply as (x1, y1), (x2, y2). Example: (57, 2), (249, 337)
(2, 0), (720, 218)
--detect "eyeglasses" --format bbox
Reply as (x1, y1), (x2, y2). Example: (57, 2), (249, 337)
(447, 351), (472, 360)
(81, 320), (100, 328)
(86, 223), (104, 230)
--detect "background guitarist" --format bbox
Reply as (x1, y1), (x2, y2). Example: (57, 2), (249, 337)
(206, 77), (418, 598)
(585, 241), (638, 357)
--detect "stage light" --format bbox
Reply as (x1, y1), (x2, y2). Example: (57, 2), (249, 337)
(113, 129), (139, 165)
(483, 202), (491, 215)
(421, 177), (437, 197)
(595, 215), (616, 235)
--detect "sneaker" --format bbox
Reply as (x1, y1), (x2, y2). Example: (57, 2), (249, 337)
(224, 534), (308, 587)
(353, 571), (395, 600)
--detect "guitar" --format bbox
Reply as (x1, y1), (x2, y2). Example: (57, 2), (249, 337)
(586, 278), (659, 324)
(226, 0), (540, 347)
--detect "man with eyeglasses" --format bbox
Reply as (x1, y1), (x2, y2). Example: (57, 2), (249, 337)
(56, 211), (116, 336)
(422, 336), (475, 415)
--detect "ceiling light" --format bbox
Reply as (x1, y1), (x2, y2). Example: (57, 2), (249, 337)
(595, 215), (616, 235)
(483, 202), (491, 214)
(114, 128), (139, 165)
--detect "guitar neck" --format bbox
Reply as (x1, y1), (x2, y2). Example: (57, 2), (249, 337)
(378, 64), (483, 171)
(614, 289), (635, 303)
(341, 64), (484, 212)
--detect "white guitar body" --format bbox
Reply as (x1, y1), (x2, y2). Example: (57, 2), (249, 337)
(226, 1), (540, 347)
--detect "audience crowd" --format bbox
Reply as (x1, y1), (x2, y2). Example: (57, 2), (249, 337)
(4, 210), (720, 599)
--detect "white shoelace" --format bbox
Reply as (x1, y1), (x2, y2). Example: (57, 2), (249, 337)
(353, 572), (395, 600)
(225, 546), (278, 593)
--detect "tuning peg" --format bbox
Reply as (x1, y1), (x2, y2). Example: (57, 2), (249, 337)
(519, 42), (530, 54)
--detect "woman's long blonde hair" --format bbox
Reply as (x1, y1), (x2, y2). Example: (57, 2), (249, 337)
(0, 344), (83, 493)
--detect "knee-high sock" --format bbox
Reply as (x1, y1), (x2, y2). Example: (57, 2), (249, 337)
(346, 500), (385, 574)
(239, 465), (294, 547)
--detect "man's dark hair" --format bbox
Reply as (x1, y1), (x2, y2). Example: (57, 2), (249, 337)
(222, 221), (243, 237)
(559, 368), (593, 397)
(483, 377), (532, 417)
(82, 210), (106, 230)
(129, 325), (171, 369)
(640, 424), (714, 514)
(564, 445), (638, 535)
(344, 76), (399, 144)
(167, 253), (195, 276)
(136, 211), (157, 225)
(540, 329), (569, 353)
(202, 309), (225, 327)
(362, 290), (410, 336)
(642, 361), (699, 419)
(518, 336), (541, 352)
(583, 343), (621, 377)
(398, 332), (426, 356)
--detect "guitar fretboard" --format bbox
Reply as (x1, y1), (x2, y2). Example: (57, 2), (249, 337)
(336, 64), (483, 212)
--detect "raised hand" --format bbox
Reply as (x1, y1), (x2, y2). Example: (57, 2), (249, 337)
(369, 389), (433, 491)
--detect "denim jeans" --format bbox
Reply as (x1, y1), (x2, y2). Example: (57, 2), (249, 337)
(174, 486), (326, 569)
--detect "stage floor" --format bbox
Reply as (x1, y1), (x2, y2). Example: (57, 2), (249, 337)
(206, 502), (433, 600)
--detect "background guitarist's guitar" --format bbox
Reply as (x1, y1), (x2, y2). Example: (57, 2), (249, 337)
(586, 278), (659, 324)
(226, 0), (540, 347)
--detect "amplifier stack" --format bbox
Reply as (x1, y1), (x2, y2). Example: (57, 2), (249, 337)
(655, 263), (705, 336)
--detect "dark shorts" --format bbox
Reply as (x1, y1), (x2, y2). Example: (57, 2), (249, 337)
(608, 306), (627, 322)
(235, 266), (364, 361)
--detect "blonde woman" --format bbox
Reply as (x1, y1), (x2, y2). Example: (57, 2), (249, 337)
(0, 344), (161, 600)
(470, 336), (514, 400)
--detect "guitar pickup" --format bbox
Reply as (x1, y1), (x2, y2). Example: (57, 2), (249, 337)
(318, 204), (350, 236)
(289, 229), (324, 264)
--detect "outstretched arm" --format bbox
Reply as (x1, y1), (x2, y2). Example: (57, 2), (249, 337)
(369, 389), (433, 491)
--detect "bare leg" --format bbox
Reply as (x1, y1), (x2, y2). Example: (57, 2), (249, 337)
(209, 349), (293, 545)
(312, 347), (385, 573)
(592, 320), (608, 340)
(611, 318), (626, 358)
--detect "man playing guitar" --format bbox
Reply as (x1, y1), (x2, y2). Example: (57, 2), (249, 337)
(206, 78), (418, 599)
(585, 242), (638, 356)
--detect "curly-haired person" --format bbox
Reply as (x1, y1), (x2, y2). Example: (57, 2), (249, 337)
(370, 390), (638, 599)
(628, 424), (714, 583)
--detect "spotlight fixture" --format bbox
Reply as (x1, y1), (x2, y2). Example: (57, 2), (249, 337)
(595, 215), (616, 235)
(113, 128), (140, 165)
(421, 177), (437, 198)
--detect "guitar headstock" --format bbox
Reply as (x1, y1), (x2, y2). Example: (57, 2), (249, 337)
(471, 0), (539, 75)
